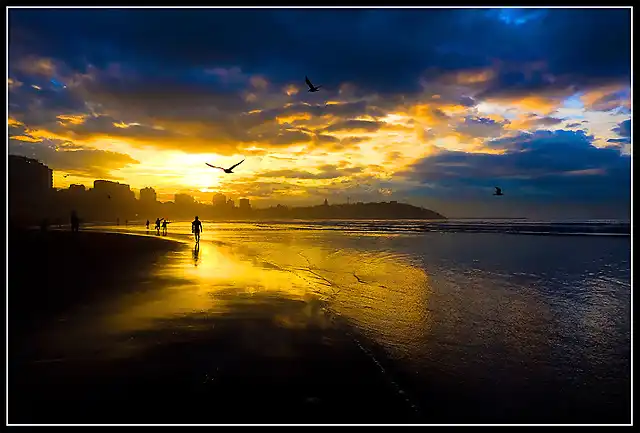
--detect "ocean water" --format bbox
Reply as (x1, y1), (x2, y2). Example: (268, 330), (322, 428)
(75, 219), (631, 422)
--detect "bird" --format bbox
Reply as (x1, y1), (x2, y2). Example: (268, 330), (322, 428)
(206, 159), (245, 174)
(107, 194), (111, 199)
(305, 76), (322, 92)
(63, 174), (69, 178)
(493, 187), (504, 196)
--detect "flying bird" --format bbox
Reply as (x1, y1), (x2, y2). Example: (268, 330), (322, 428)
(493, 187), (504, 196)
(206, 159), (245, 174)
(305, 76), (322, 92)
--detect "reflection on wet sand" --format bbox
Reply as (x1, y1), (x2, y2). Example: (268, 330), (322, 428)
(14, 224), (631, 423)
(88, 233), (434, 358)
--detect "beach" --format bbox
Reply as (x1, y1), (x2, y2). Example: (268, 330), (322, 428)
(8, 223), (631, 424)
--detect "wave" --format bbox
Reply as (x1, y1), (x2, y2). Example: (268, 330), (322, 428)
(244, 219), (631, 237)
(83, 219), (631, 238)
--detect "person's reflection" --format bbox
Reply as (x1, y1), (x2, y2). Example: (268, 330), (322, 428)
(193, 243), (200, 267)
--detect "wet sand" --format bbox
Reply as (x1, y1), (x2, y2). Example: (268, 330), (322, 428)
(9, 226), (630, 424)
(9, 229), (417, 424)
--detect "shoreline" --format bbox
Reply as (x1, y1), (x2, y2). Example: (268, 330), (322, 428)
(9, 229), (182, 334)
(8, 227), (631, 424)
(8, 228), (419, 424)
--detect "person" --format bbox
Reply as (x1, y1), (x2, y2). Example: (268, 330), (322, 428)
(191, 216), (203, 243)
(155, 218), (162, 234)
(146, 219), (150, 230)
(70, 210), (80, 233)
(161, 218), (169, 235)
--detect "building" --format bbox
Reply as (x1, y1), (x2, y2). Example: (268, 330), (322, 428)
(174, 193), (195, 207)
(8, 155), (54, 223)
(69, 184), (86, 193)
(226, 198), (235, 209)
(139, 187), (157, 204)
(212, 193), (227, 207)
(239, 198), (251, 211)
(93, 180), (135, 201)
(9, 155), (53, 197)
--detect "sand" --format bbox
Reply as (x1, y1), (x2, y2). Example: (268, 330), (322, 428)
(9, 229), (417, 424)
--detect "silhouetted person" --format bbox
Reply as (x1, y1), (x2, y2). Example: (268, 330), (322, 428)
(125, 219), (128, 226)
(146, 220), (150, 230)
(192, 216), (203, 243)
(162, 219), (169, 235)
(116, 217), (120, 226)
(70, 210), (80, 233)
(155, 218), (162, 234)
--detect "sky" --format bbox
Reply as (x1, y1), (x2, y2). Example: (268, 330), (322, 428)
(7, 7), (632, 218)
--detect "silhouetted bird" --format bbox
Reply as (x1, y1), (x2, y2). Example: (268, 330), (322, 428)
(206, 159), (245, 173)
(63, 174), (69, 178)
(493, 187), (504, 196)
(305, 76), (322, 92)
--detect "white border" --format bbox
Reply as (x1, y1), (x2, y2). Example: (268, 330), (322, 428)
(5, 5), (633, 428)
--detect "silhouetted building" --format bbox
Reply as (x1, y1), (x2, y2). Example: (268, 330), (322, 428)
(9, 155), (54, 224)
(68, 184), (86, 193)
(212, 193), (227, 207)
(139, 187), (157, 204)
(175, 193), (195, 207)
(239, 198), (251, 211)
(9, 155), (53, 196)
(93, 180), (135, 201)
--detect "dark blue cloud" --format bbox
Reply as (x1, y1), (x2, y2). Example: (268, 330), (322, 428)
(399, 129), (630, 200)
(8, 8), (631, 98)
(608, 119), (631, 146)
(612, 119), (631, 138)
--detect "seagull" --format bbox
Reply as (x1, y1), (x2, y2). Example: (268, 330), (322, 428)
(206, 159), (245, 174)
(305, 76), (322, 92)
(493, 187), (504, 196)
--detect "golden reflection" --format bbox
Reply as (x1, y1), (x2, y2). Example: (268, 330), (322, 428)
(97, 230), (433, 354)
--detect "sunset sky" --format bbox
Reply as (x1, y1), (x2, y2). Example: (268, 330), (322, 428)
(8, 7), (631, 218)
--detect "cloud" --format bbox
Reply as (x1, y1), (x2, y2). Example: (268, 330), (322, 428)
(6, 8), (631, 212)
(399, 129), (630, 200)
(455, 116), (508, 138)
(323, 120), (384, 133)
(612, 119), (630, 138)
(9, 138), (139, 179)
(259, 164), (362, 180)
(608, 119), (631, 149)
(10, 8), (630, 98)
(533, 116), (563, 126)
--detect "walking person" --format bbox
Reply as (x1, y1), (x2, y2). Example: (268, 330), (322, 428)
(192, 216), (203, 243)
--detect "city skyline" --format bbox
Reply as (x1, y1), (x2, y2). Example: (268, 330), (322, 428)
(8, 7), (631, 219)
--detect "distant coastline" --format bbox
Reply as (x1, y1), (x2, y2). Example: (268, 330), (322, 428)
(249, 201), (446, 220)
